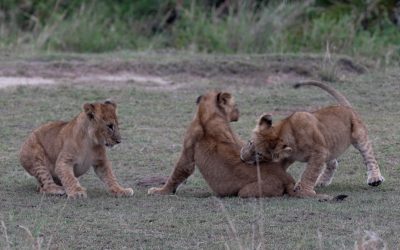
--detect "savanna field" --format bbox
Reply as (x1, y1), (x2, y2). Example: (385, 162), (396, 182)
(0, 52), (399, 249)
(1, 1), (400, 249)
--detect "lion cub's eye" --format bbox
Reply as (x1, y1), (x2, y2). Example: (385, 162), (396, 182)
(256, 152), (264, 160)
(107, 124), (114, 132)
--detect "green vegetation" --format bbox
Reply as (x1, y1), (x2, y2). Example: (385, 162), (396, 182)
(0, 0), (399, 65)
(0, 53), (399, 248)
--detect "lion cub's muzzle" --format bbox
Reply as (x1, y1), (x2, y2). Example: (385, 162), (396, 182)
(240, 140), (270, 165)
(240, 140), (258, 164)
(105, 136), (121, 148)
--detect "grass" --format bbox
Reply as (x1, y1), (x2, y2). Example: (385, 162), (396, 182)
(0, 1), (399, 66)
(0, 53), (399, 249)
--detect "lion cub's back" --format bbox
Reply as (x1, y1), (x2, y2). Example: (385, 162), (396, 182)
(313, 106), (354, 136)
(20, 120), (69, 165)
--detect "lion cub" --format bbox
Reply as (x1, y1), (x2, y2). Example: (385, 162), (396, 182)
(148, 91), (296, 198)
(19, 100), (133, 199)
(241, 81), (384, 197)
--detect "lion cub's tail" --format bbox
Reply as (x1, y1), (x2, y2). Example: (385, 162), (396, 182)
(294, 80), (352, 108)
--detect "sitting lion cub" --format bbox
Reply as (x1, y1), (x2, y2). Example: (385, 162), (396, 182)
(19, 100), (134, 199)
(240, 81), (384, 197)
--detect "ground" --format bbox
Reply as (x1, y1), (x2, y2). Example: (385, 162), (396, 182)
(0, 52), (398, 249)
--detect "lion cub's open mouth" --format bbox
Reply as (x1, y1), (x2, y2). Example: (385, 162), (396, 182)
(105, 141), (120, 148)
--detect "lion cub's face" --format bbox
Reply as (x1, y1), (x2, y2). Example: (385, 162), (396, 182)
(241, 113), (292, 164)
(83, 100), (121, 147)
(266, 141), (292, 162)
(196, 91), (240, 122)
(220, 93), (240, 122)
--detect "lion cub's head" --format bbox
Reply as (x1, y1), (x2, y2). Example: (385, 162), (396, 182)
(83, 100), (121, 147)
(240, 113), (292, 164)
(196, 91), (239, 122)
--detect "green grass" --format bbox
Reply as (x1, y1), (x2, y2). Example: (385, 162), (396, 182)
(0, 1), (399, 66)
(0, 53), (399, 249)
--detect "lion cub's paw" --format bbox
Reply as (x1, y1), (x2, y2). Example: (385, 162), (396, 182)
(39, 184), (66, 196)
(367, 175), (385, 187)
(111, 187), (134, 197)
(317, 194), (333, 202)
(147, 187), (171, 195)
(314, 179), (332, 188)
(293, 183), (316, 198)
(67, 186), (87, 199)
(122, 187), (134, 196)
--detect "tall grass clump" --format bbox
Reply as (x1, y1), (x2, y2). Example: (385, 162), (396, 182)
(285, 1), (400, 65)
(43, 2), (135, 52)
(0, 0), (175, 52)
(168, 1), (314, 53)
(0, 0), (399, 64)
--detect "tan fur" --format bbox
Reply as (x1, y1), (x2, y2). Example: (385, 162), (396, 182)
(19, 100), (133, 199)
(240, 81), (384, 197)
(148, 91), (295, 198)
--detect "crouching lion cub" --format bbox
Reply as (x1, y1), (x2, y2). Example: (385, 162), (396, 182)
(240, 81), (384, 198)
(19, 100), (134, 199)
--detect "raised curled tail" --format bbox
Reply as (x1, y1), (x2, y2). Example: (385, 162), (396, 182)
(294, 80), (352, 108)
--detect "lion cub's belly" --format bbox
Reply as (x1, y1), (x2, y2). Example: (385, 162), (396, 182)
(73, 154), (95, 177)
(323, 128), (352, 160)
(194, 146), (246, 196)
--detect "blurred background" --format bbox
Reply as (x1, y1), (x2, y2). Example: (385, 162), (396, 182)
(0, 0), (399, 65)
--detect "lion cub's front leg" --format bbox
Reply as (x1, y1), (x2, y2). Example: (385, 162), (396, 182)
(93, 159), (134, 197)
(148, 145), (195, 195)
(315, 159), (338, 187)
(294, 151), (328, 197)
(55, 158), (87, 199)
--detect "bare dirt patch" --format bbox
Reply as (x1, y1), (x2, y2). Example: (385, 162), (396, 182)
(0, 54), (367, 89)
(0, 72), (178, 90)
(0, 77), (56, 88)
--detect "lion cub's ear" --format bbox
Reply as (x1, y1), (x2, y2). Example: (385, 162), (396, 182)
(196, 95), (203, 105)
(83, 103), (96, 120)
(258, 113), (273, 128)
(217, 92), (232, 105)
(104, 99), (117, 108)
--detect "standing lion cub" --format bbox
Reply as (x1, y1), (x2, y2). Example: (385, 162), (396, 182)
(240, 81), (384, 197)
(19, 100), (133, 199)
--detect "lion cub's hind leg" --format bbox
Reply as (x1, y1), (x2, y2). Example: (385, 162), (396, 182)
(238, 176), (286, 198)
(315, 159), (338, 188)
(20, 143), (65, 196)
(351, 118), (384, 186)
